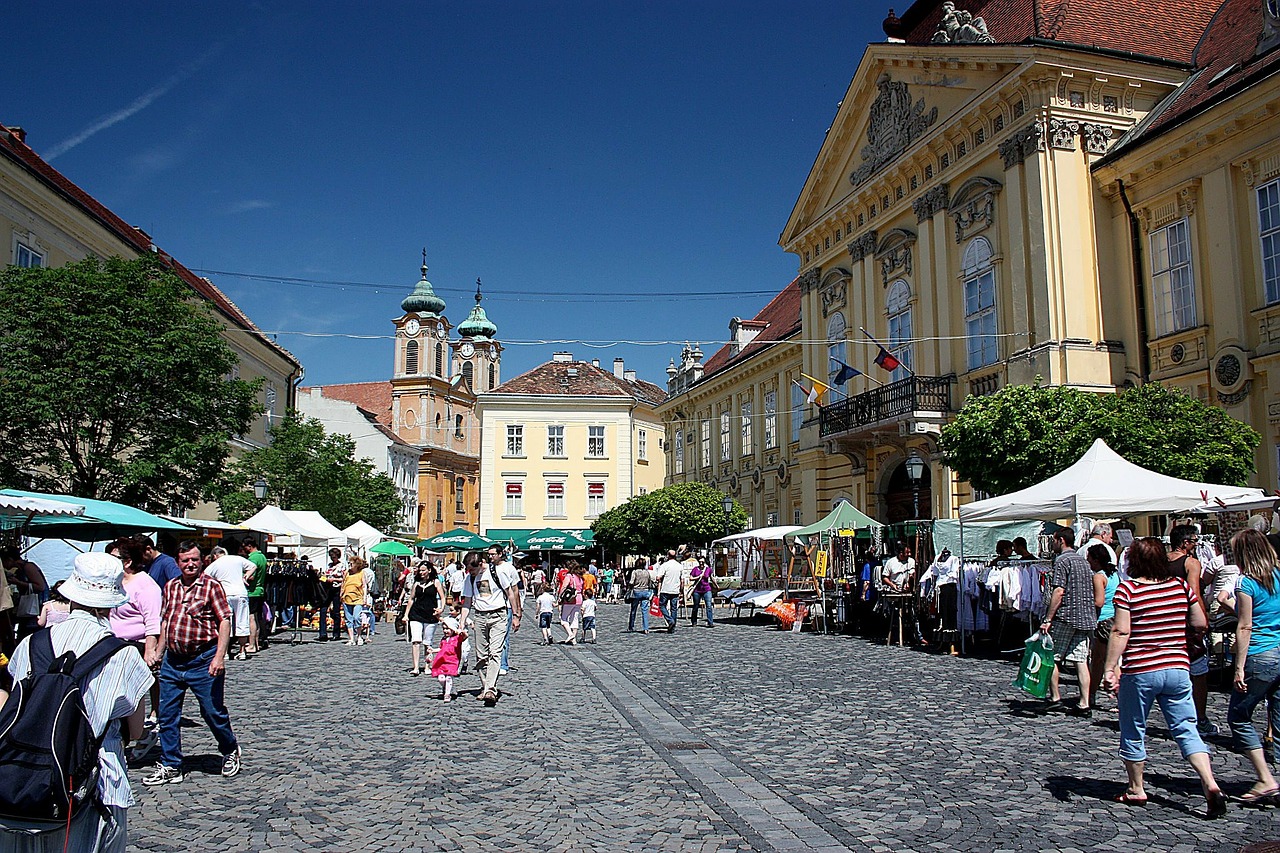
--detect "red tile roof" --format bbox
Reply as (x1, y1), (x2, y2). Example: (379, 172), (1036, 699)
(491, 360), (667, 407)
(888, 0), (1219, 65)
(1116, 0), (1280, 142)
(0, 123), (298, 368)
(699, 278), (802, 380)
(302, 381), (394, 426)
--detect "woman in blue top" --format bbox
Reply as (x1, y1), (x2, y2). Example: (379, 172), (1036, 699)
(1227, 528), (1280, 804)
(1087, 543), (1120, 710)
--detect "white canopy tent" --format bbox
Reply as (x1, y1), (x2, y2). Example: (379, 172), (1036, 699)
(342, 520), (385, 557)
(958, 439), (1265, 523)
(712, 525), (801, 583)
(241, 506), (330, 549)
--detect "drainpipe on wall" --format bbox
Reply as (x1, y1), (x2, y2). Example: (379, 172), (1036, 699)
(1117, 180), (1151, 382)
(287, 364), (305, 412)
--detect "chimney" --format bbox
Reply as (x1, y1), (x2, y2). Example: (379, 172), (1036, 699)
(613, 358), (625, 378)
(552, 351), (573, 363)
(5, 127), (27, 144)
(591, 358), (600, 367)
(624, 369), (636, 382)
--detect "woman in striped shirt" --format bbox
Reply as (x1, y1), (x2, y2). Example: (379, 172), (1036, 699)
(1101, 536), (1226, 817)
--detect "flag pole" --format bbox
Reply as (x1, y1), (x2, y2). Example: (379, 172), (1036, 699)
(859, 326), (915, 377)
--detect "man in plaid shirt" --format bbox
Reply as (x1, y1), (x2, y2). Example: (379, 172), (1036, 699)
(144, 540), (242, 786)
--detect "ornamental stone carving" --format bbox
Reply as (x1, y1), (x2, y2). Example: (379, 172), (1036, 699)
(850, 74), (939, 187)
(798, 267), (821, 294)
(913, 183), (950, 222)
(819, 269), (850, 318)
(847, 230), (879, 263)
(1049, 119), (1079, 150)
(875, 229), (917, 287)
(948, 176), (1002, 244)
(1080, 123), (1114, 155)
(931, 1), (996, 43)
(998, 121), (1044, 169)
(1261, 0), (1280, 55)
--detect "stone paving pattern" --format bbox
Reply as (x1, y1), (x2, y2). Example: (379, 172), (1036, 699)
(127, 602), (1280, 852)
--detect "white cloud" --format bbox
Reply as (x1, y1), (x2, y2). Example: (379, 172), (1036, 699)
(223, 199), (275, 214)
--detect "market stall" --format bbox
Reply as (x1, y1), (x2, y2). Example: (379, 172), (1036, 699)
(784, 502), (884, 632)
(712, 525), (801, 587)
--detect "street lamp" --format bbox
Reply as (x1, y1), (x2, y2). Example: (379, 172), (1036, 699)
(253, 477), (268, 503)
(722, 494), (734, 534)
(904, 453), (925, 520)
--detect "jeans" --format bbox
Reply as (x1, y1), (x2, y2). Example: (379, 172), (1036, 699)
(659, 592), (680, 629)
(474, 608), (509, 696)
(343, 603), (363, 635)
(158, 646), (238, 769)
(690, 589), (715, 626)
(1228, 647), (1280, 752)
(628, 590), (653, 631)
(1118, 667), (1207, 762)
(320, 589), (342, 638)
(500, 608), (513, 671)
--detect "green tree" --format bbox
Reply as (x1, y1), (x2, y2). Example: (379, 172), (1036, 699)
(0, 255), (261, 511)
(215, 413), (405, 532)
(591, 482), (748, 554)
(938, 381), (1261, 496)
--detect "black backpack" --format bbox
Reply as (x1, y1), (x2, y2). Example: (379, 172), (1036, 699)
(0, 630), (128, 825)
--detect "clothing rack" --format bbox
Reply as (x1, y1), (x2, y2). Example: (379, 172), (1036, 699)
(266, 559), (324, 645)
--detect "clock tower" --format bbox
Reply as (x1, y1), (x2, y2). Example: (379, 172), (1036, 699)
(395, 250), (450, 380)
(452, 278), (503, 394)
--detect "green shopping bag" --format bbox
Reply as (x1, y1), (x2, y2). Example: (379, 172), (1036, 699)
(1012, 631), (1055, 698)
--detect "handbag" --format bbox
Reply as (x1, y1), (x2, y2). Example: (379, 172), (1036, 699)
(394, 614), (407, 635)
(16, 593), (40, 619)
(1012, 631), (1055, 699)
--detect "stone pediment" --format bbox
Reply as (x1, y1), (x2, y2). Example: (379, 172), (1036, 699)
(781, 48), (1027, 248)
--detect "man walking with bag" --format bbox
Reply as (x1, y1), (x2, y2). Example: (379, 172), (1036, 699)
(458, 546), (521, 706)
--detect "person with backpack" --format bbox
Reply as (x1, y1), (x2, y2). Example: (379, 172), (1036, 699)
(458, 547), (521, 706)
(1, 551), (152, 852)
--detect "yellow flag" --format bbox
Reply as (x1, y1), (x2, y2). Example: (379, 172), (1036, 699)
(800, 373), (830, 405)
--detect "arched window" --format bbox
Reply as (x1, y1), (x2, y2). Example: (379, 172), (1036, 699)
(434, 343), (444, 376)
(454, 413), (463, 436)
(962, 237), (998, 369)
(405, 340), (419, 375)
(886, 280), (913, 381)
(435, 412), (441, 429)
(488, 362), (495, 390)
(826, 312), (848, 389)
(461, 361), (473, 389)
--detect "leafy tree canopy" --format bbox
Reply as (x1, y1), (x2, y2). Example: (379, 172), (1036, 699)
(0, 255), (261, 511)
(591, 481), (748, 555)
(215, 413), (405, 532)
(938, 381), (1261, 497)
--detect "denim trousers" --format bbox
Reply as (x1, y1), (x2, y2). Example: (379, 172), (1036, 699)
(659, 592), (680, 628)
(158, 646), (238, 769)
(1118, 666), (1207, 762)
(342, 603), (364, 634)
(690, 589), (715, 626)
(1228, 647), (1280, 752)
(628, 590), (653, 631)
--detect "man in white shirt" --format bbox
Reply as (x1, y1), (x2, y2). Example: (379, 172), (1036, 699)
(204, 546), (254, 661)
(459, 546), (522, 706)
(880, 544), (916, 592)
(1076, 522), (1116, 565)
(653, 549), (685, 634)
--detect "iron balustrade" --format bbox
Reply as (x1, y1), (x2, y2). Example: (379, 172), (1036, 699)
(819, 374), (955, 437)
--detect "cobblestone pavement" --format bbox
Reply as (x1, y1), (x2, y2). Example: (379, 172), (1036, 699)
(127, 602), (1280, 852)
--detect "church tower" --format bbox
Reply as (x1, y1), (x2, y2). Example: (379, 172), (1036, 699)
(394, 250), (451, 381)
(451, 278), (503, 394)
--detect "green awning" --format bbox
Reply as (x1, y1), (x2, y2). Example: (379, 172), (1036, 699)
(787, 501), (882, 542)
(487, 528), (593, 550)
(416, 528), (493, 551)
(2, 489), (194, 540)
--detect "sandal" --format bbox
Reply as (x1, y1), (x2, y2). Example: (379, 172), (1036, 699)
(1235, 787), (1279, 806)
(1206, 789), (1228, 818)
(1116, 793), (1148, 806)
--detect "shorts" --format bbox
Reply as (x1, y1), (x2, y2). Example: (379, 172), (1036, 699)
(228, 596), (251, 638)
(1049, 622), (1091, 665)
(1189, 652), (1209, 677)
(583, 616), (596, 631)
(1094, 618), (1114, 644)
(408, 620), (436, 644)
(538, 612), (553, 629)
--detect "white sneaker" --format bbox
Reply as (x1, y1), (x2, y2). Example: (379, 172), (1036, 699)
(143, 765), (184, 786)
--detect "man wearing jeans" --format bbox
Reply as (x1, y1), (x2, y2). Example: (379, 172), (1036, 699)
(144, 541), (241, 785)
(459, 546), (521, 706)
(653, 549), (684, 634)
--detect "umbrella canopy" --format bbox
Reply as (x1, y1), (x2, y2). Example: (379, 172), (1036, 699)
(417, 528), (493, 551)
(523, 528), (589, 551)
(1, 489), (193, 540)
(0, 494), (87, 529)
(369, 540), (414, 557)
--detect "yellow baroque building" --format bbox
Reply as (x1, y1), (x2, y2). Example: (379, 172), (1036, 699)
(661, 0), (1280, 522)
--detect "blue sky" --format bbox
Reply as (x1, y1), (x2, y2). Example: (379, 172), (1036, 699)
(10, 1), (884, 388)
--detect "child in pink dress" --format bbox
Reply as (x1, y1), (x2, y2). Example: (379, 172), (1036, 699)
(431, 616), (465, 701)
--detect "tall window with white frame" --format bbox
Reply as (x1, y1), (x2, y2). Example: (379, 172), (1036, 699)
(1259, 178), (1280, 305)
(586, 481), (606, 517)
(791, 380), (804, 443)
(700, 419), (711, 468)
(740, 398), (753, 456)
(962, 237), (999, 369)
(638, 429), (647, 461)
(506, 424), (523, 456)
(826, 312), (848, 396)
(504, 482), (523, 517)
(14, 241), (44, 268)
(546, 482), (565, 517)
(547, 424), (564, 457)
(763, 389), (777, 450)
(1150, 219), (1197, 336)
(673, 429), (684, 474)
(886, 279), (914, 381)
(587, 425), (605, 458)
(719, 408), (731, 462)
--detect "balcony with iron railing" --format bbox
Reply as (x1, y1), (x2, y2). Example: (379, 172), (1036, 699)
(818, 374), (956, 438)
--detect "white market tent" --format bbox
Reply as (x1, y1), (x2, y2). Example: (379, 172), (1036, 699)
(241, 506), (330, 547)
(287, 510), (350, 546)
(712, 525), (801, 583)
(958, 439), (1265, 523)
(342, 520), (385, 556)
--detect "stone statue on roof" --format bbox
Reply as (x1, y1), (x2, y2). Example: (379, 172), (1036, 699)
(932, 1), (995, 44)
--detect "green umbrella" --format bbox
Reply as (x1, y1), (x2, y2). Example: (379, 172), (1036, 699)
(369, 540), (414, 557)
(523, 527), (589, 551)
(416, 528), (493, 551)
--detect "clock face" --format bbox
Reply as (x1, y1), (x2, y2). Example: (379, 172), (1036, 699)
(460, 342), (475, 358)
(436, 324), (449, 340)
(404, 319), (420, 337)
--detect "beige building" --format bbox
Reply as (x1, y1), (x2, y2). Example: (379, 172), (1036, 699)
(477, 354), (666, 540)
(662, 0), (1280, 523)
(0, 122), (301, 514)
